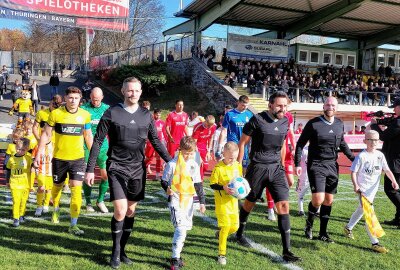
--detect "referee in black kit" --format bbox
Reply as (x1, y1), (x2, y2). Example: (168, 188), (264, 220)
(85, 77), (171, 269)
(235, 91), (301, 262)
(295, 96), (354, 243)
(371, 98), (400, 226)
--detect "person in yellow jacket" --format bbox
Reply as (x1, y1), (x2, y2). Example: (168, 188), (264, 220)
(210, 142), (242, 266)
(6, 138), (32, 227)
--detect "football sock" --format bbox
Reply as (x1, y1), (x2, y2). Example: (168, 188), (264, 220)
(219, 226), (237, 256)
(319, 204), (332, 236)
(111, 216), (124, 260)
(120, 216), (135, 255)
(82, 182), (92, 205)
(37, 191), (45, 207)
(237, 207), (250, 237)
(307, 201), (318, 227)
(29, 171), (35, 190)
(20, 189), (29, 216)
(70, 185), (82, 219)
(44, 191), (51, 207)
(298, 198), (304, 212)
(11, 189), (23, 219)
(97, 180), (109, 203)
(51, 184), (63, 209)
(278, 214), (291, 252)
(172, 227), (187, 259)
(347, 204), (363, 230)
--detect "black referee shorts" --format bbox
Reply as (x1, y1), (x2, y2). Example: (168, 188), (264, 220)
(307, 161), (339, 194)
(245, 162), (289, 203)
(52, 158), (85, 184)
(107, 161), (146, 202)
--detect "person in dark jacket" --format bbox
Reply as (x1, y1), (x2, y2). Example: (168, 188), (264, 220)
(49, 71), (60, 98)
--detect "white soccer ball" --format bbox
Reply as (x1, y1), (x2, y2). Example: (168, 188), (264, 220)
(228, 176), (251, 200)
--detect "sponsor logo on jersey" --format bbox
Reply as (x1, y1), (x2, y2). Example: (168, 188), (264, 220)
(62, 126), (83, 134)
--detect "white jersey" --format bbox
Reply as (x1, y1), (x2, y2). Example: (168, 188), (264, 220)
(213, 126), (226, 153)
(351, 149), (389, 201)
(162, 157), (201, 229)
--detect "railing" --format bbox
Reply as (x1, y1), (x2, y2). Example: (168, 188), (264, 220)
(238, 82), (399, 106)
(90, 35), (195, 70)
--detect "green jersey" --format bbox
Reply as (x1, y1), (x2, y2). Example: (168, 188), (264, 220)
(81, 102), (110, 150)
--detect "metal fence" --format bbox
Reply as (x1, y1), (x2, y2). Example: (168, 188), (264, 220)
(0, 51), (84, 76)
(90, 35), (195, 70)
(89, 35), (228, 70)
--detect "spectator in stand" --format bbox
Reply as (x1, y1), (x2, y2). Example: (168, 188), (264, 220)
(82, 80), (94, 101)
(207, 55), (214, 70)
(248, 74), (257, 94)
(167, 51), (174, 62)
(49, 71), (60, 98)
(142, 100), (151, 110)
(157, 52), (164, 63)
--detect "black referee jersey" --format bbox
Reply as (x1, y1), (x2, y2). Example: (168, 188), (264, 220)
(86, 104), (171, 173)
(294, 116), (354, 167)
(243, 111), (288, 164)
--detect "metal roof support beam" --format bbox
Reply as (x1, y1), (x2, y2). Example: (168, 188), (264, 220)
(196, 0), (242, 31)
(283, 0), (365, 40)
(163, 19), (195, 36)
(362, 26), (400, 49)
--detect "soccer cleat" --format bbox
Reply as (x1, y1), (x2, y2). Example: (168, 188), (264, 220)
(19, 216), (26, 223)
(304, 225), (313, 240)
(43, 206), (49, 213)
(68, 225), (85, 236)
(235, 235), (251, 248)
(110, 257), (121, 269)
(170, 258), (180, 270)
(371, 243), (388, 254)
(317, 234), (334, 243)
(120, 253), (133, 265)
(86, 204), (95, 212)
(343, 226), (354, 239)
(52, 210), (60, 224)
(282, 250), (302, 262)
(12, 219), (20, 227)
(96, 201), (109, 213)
(268, 213), (277, 221)
(35, 207), (43, 217)
(298, 211), (305, 217)
(217, 255), (227, 265)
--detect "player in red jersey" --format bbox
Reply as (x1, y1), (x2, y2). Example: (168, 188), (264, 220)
(145, 109), (167, 179)
(165, 100), (189, 157)
(192, 115), (217, 180)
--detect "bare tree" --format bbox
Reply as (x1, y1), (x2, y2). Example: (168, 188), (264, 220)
(91, 0), (164, 55)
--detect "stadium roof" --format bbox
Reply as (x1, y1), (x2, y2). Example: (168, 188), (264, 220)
(165, 0), (400, 49)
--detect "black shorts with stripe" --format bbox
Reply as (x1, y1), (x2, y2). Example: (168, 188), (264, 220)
(107, 161), (146, 202)
(52, 158), (85, 184)
(245, 162), (289, 203)
(307, 161), (339, 194)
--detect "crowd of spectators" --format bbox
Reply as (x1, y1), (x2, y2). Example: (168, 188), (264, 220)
(218, 53), (400, 106)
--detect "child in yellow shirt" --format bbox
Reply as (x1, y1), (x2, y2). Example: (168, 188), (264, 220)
(6, 138), (32, 227)
(210, 142), (243, 265)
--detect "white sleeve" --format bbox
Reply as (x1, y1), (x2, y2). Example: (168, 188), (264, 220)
(381, 152), (390, 172)
(351, 154), (361, 173)
(162, 162), (175, 185)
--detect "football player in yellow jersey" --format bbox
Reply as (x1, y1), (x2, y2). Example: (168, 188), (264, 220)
(35, 86), (92, 235)
(6, 138), (32, 227)
(210, 142), (242, 265)
(33, 95), (63, 141)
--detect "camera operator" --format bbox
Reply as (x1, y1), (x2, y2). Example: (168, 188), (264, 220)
(370, 98), (400, 226)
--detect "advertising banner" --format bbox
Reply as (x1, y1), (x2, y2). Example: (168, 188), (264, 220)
(0, 0), (129, 32)
(227, 33), (289, 62)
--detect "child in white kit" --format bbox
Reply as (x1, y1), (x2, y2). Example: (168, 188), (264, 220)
(344, 130), (399, 253)
(162, 136), (206, 270)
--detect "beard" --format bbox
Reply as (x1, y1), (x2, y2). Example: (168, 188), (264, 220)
(324, 109), (335, 117)
(272, 110), (285, 119)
